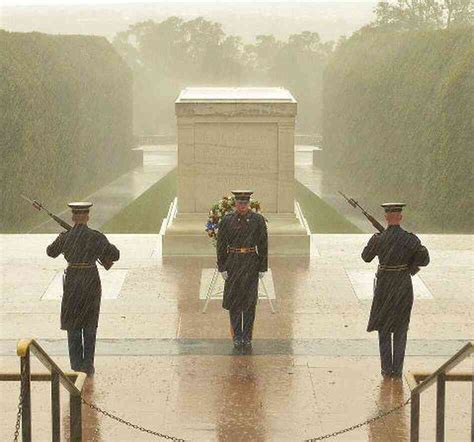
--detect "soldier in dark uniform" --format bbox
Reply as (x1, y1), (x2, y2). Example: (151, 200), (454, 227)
(362, 203), (430, 378)
(46, 202), (120, 375)
(216, 190), (268, 351)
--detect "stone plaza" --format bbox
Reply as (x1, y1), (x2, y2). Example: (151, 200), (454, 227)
(0, 231), (472, 440)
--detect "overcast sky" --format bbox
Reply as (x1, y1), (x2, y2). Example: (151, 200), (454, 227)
(2, 0), (374, 6)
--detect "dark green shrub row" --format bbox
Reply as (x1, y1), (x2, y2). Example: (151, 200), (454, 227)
(322, 27), (473, 232)
(0, 30), (134, 232)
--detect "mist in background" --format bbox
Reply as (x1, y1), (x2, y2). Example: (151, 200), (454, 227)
(1, 0), (472, 232)
(1, 2), (376, 43)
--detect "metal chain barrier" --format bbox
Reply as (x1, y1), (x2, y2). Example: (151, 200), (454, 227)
(13, 372), (409, 442)
(81, 397), (186, 441)
(13, 362), (27, 442)
(12, 390), (22, 442)
(304, 397), (411, 441)
(82, 395), (410, 441)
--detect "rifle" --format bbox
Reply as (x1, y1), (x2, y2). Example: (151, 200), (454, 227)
(21, 195), (113, 270)
(338, 191), (419, 275)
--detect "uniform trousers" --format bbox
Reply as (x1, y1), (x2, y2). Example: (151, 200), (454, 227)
(229, 306), (256, 341)
(67, 326), (97, 372)
(378, 328), (408, 374)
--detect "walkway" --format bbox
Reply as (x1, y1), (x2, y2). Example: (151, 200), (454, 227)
(30, 145), (177, 233)
(298, 146), (371, 232)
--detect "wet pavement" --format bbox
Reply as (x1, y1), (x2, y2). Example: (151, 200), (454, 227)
(0, 338), (469, 358)
(1, 233), (472, 440)
(29, 146), (176, 233)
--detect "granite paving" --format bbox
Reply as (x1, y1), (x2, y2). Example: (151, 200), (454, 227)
(0, 233), (472, 440)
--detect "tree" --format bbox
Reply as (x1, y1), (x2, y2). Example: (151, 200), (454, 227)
(243, 31), (334, 131)
(113, 17), (245, 133)
(372, 0), (473, 30)
(113, 17), (334, 134)
(445, 0), (474, 27)
(373, 0), (444, 30)
(243, 35), (283, 81)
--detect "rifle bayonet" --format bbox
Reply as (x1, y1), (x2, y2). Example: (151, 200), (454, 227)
(21, 195), (113, 270)
(338, 191), (358, 209)
(338, 190), (419, 275)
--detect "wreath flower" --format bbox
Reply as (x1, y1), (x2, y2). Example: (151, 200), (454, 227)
(205, 195), (267, 247)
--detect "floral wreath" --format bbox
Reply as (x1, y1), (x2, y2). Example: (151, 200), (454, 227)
(205, 195), (266, 246)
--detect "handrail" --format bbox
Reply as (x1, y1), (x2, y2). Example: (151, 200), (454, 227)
(1, 372), (83, 382)
(16, 338), (87, 441)
(17, 339), (86, 395)
(411, 341), (473, 394)
(410, 372), (472, 383)
(408, 341), (473, 442)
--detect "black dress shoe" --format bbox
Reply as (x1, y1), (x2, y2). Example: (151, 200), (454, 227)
(233, 338), (242, 349)
(391, 371), (402, 378)
(242, 340), (253, 353)
(381, 370), (392, 378)
(242, 341), (253, 355)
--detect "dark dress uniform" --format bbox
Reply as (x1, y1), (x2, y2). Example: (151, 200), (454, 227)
(362, 206), (429, 376)
(216, 204), (268, 346)
(47, 210), (119, 374)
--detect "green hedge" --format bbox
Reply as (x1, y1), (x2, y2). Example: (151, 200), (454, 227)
(0, 30), (134, 232)
(322, 27), (473, 233)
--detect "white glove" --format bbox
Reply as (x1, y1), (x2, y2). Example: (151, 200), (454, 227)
(259, 272), (265, 279)
(221, 271), (228, 281)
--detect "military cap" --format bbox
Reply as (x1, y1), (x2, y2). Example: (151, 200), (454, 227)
(231, 190), (253, 201)
(68, 202), (93, 213)
(381, 203), (406, 213)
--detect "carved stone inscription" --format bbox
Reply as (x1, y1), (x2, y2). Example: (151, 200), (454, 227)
(193, 122), (278, 212)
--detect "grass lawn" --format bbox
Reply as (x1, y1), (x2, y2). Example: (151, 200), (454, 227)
(102, 169), (361, 234)
(102, 169), (177, 233)
(295, 180), (362, 233)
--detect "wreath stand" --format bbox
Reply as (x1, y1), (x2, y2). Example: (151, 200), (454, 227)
(201, 265), (276, 314)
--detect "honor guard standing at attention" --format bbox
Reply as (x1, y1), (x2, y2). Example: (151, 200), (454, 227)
(216, 190), (268, 352)
(46, 202), (120, 375)
(362, 203), (430, 378)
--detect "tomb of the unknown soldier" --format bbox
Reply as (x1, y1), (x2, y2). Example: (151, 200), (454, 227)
(1, 13), (473, 442)
(162, 87), (310, 257)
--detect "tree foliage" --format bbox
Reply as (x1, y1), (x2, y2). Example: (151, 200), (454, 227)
(373, 0), (473, 31)
(113, 17), (334, 134)
(322, 27), (474, 232)
(0, 30), (134, 232)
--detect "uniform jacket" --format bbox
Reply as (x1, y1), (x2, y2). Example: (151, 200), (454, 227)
(216, 210), (268, 311)
(47, 224), (120, 330)
(362, 225), (430, 332)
